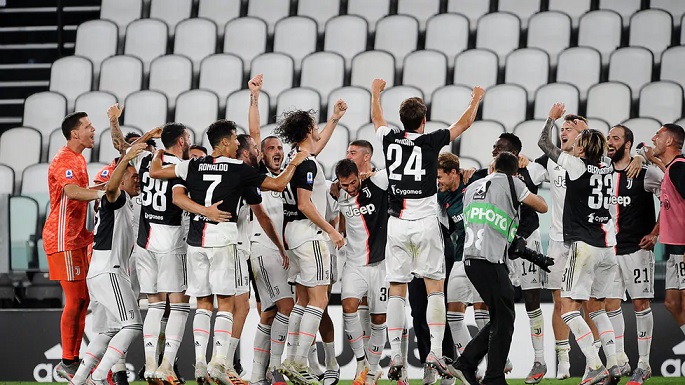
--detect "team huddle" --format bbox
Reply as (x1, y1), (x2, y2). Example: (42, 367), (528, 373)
(42, 74), (685, 385)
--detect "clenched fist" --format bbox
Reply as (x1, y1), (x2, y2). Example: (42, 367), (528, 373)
(371, 78), (386, 94)
(332, 99), (348, 119)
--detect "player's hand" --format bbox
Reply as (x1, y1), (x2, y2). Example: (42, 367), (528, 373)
(291, 150), (311, 166)
(329, 230), (345, 250)
(518, 154), (530, 168)
(626, 155), (645, 178)
(472, 86), (485, 101)
(107, 103), (124, 122)
(639, 233), (658, 250)
(460, 167), (477, 184)
(643, 145), (659, 163)
(279, 249), (289, 269)
(248, 74), (263, 93)
(329, 180), (341, 199)
(371, 78), (386, 94)
(124, 142), (146, 161)
(203, 200), (231, 223)
(359, 171), (375, 181)
(548, 102), (566, 121)
(332, 99), (348, 119)
(148, 126), (163, 139)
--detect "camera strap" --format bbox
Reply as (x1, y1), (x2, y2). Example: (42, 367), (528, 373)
(506, 175), (520, 213)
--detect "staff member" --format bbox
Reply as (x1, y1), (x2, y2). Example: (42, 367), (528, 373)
(449, 152), (548, 385)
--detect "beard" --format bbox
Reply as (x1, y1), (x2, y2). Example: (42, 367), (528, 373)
(610, 145), (626, 162)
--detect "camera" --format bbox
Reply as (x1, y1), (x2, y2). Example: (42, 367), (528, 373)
(508, 235), (555, 273)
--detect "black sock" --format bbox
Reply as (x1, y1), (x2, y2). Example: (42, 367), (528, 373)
(63, 358), (79, 365)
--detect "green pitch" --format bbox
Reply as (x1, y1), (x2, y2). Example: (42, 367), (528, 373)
(2, 380), (684, 385)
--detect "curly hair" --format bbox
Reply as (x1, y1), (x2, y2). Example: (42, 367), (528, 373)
(274, 109), (317, 145)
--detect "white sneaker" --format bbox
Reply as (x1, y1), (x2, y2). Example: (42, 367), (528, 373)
(556, 362), (571, 380)
(353, 359), (369, 385)
(423, 364), (438, 385)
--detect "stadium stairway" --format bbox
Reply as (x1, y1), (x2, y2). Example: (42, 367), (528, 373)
(0, 0), (100, 132)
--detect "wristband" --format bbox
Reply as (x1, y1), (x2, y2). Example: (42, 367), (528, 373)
(97, 190), (106, 199)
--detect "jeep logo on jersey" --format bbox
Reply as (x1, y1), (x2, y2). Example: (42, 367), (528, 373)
(345, 203), (376, 217)
(606, 195), (632, 206)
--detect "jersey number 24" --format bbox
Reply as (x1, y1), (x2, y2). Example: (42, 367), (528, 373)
(387, 144), (426, 181)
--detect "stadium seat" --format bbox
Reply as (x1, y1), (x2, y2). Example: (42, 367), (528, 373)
(533, 83), (580, 120)
(425, 14), (469, 67)
(587, 118), (610, 136)
(380, 86), (424, 127)
(458, 156), (482, 170)
(682, 15), (685, 43)
(276, 88), (322, 123)
(21, 163), (50, 216)
(639, 81), (683, 124)
(676, 117), (685, 127)
(148, 55), (193, 110)
(49, 56), (93, 112)
(199, 54), (243, 110)
(458, 120), (506, 168)
(397, 0), (440, 32)
(355, 122), (393, 168)
(124, 19), (168, 74)
(476, 12), (521, 67)
(100, 0), (142, 41)
(197, 0), (241, 37)
(0, 127), (41, 193)
(652, 0), (685, 27)
(375, 15), (419, 72)
(301, 52), (345, 104)
(175, 90), (219, 142)
(586, 82), (632, 127)
(424, 121), (451, 153)
(527, 11), (571, 67)
(430, 85), (473, 124)
(599, 0), (642, 28)
(556, 47), (601, 101)
(48, 128), (92, 163)
(74, 91), (117, 136)
(98, 127), (142, 163)
(324, 15), (368, 70)
(661, 47), (685, 90)
(74, 20), (117, 79)
(351, 51), (395, 89)
(402, 50), (447, 104)
(482, 84), (527, 132)
(578, 10), (622, 66)
(247, 0), (291, 35)
(174, 18), (217, 75)
(149, 0), (192, 38)
(224, 17), (268, 73)
(327, 86), (371, 136)
(273, 16), (318, 72)
(608, 47), (653, 101)
(315, 125), (349, 178)
(447, 0), (490, 32)
(0, 164), (14, 195)
(9, 196), (38, 272)
(22, 91), (67, 144)
(226, 89), (269, 131)
(453, 49), (498, 89)
(123, 91), (168, 132)
(99, 55), (143, 103)
(548, 0), (591, 28)
(629, 9), (672, 64)
(513, 120), (553, 160)
(622, 118), (662, 148)
(498, 0), (540, 29)
(504, 48), (550, 102)
(250, 53), (294, 109)
(347, 0), (390, 34)
(297, 0), (340, 35)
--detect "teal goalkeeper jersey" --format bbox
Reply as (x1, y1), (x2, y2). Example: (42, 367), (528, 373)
(438, 181), (468, 262)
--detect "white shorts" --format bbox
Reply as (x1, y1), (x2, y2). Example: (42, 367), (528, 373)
(186, 244), (238, 297)
(250, 243), (293, 310)
(134, 245), (187, 294)
(447, 261), (483, 304)
(546, 239), (570, 290)
(561, 241), (618, 301)
(512, 230), (545, 290)
(341, 261), (389, 314)
(129, 249), (140, 299)
(665, 245), (685, 290)
(90, 301), (120, 334)
(608, 249), (655, 300)
(287, 240), (331, 287)
(385, 216), (445, 283)
(329, 243), (339, 285)
(87, 273), (141, 328)
(236, 249), (250, 296)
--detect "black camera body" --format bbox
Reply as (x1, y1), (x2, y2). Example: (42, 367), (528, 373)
(508, 235), (555, 273)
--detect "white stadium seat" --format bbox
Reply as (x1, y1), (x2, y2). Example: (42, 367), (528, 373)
(629, 9), (672, 64)
(402, 50), (447, 104)
(458, 120), (506, 167)
(327, 86), (371, 136)
(315, 125), (350, 178)
(578, 10), (622, 66)
(250, 53), (294, 109)
(548, 0), (591, 28)
(652, 0), (685, 27)
(21, 163), (50, 216)
(586, 82), (632, 126)
(355, 122), (395, 168)
(351, 51), (395, 89)
(476, 12), (520, 67)
(247, 0), (291, 35)
(197, 0), (241, 37)
(74, 91), (117, 135)
(447, 0), (489, 32)
(276, 88), (322, 123)
(375, 15), (419, 72)
(273, 16), (318, 72)
(324, 15), (368, 70)
(301, 52), (345, 104)
(608, 47), (653, 101)
(504, 48), (549, 102)
(380, 86), (424, 127)
(100, 0), (142, 40)
(175, 90), (219, 142)
(9, 196), (38, 271)
(347, 0), (390, 34)
(224, 17), (268, 73)
(148, 55), (193, 109)
(639, 81), (683, 124)
(587, 118), (610, 136)
(454, 49), (498, 89)
(297, 0), (340, 35)
(533, 83), (580, 121)
(0, 164), (14, 195)
(622, 118), (662, 149)
(199, 54), (243, 110)
(556, 47), (601, 101)
(482, 84), (527, 132)
(99, 55), (143, 103)
(600, 0), (642, 28)
(149, 0), (192, 37)
(397, 0), (440, 32)
(123, 91), (168, 132)
(22, 91), (67, 143)
(174, 18), (217, 75)
(226, 89), (269, 131)
(498, 0), (540, 29)
(425, 13), (469, 67)
(527, 11), (571, 67)
(49, 56), (92, 111)
(74, 20), (117, 79)
(513, 120), (552, 160)
(431, 85), (473, 124)
(0, 127), (42, 190)
(661, 47), (685, 90)
(124, 19), (168, 74)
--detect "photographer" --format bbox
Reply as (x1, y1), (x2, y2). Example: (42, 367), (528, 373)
(448, 152), (548, 385)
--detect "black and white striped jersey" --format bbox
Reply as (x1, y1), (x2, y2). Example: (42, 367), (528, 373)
(90, 192), (135, 277)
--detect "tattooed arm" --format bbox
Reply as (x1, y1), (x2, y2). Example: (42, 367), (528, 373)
(313, 99), (348, 156)
(538, 102), (565, 163)
(248, 74), (263, 145)
(107, 103), (128, 154)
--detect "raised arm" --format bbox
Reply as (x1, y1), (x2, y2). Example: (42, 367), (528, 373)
(259, 150), (310, 191)
(248, 74), (263, 144)
(251, 203), (289, 268)
(107, 103), (128, 154)
(371, 78), (388, 130)
(313, 99), (347, 155)
(149, 149), (180, 179)
(105, 143), (145, 202)
(538, 103), (564, 163)
(448, 86), (485, 141)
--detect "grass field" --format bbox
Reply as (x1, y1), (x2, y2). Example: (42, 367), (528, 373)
(1, 380), (683, 385)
